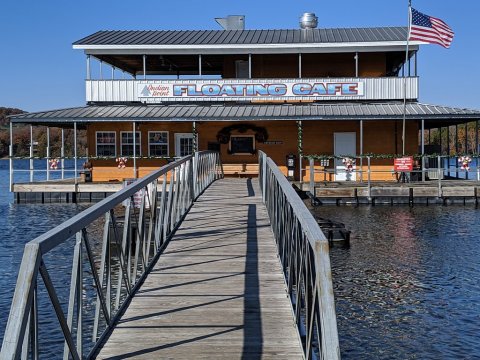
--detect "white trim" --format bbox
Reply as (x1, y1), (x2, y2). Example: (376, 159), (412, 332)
(148, 130), (169, 157)
(95, 131), (116, 157)
(229, 134), (256, 155)
(77, 43), (421, 55)
(174, 133), (195, 157)
(120, 131), (141, 157)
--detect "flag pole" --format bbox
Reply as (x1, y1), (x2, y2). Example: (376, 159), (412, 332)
(402, 0), (412, 156)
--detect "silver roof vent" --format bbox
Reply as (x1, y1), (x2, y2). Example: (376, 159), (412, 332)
(299, 12), (318, 29)
(215, 15), (245, 30)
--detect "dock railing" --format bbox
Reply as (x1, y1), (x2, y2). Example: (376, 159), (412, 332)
(259, 151), (340, 360)
(306, 155), (480, 198)
(0, 151), (222, 360)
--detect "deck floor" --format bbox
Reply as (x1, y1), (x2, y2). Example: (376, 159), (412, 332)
(97, 178), (303, 359)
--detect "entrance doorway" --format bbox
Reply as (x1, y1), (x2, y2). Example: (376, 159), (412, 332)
(175, 133), (194, 157)
(334, 132), (356, 181)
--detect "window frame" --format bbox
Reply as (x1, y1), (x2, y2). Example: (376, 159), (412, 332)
(120, 131), (142, 157)
(148, 131), (169, 157)
(95, 131), (117, 157)
(229, 134), (256, 155)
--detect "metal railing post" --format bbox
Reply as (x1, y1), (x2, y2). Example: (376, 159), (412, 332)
(9, 122), (14, 192)
(46, 127), (50, 181)
(367, 156), (372, 201)
(30, 125), (34, 183)
(309, 158), (315, 196)
(438, 155), (442, 198)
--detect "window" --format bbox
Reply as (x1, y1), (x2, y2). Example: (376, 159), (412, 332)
(175, 133), (194, 157)
(149, 131), (169, 157)
(120, 131), (141, 156)
(96, 132), (116, 157)
(229, 135), (255, 155)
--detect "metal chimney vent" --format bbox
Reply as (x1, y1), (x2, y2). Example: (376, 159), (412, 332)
(299, 13), (318, 29)
(215, 15), (245, 30)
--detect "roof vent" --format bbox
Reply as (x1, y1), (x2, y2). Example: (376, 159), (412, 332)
(299, 13), (318, 29)
(215, 15), (245, 30)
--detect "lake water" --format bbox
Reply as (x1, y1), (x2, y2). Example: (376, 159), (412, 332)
(1, 159), (480, 358)
(313, 205), (480, 359)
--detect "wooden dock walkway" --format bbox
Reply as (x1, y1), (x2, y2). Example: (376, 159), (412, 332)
(96, 178), (304, 359)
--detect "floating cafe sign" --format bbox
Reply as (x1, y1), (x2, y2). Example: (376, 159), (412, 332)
(138, 80), (365, 100)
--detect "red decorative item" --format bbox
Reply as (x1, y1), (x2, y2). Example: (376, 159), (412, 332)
(116, 157), (128, 169)
(342, 157), (355, 172)
(458, 156), (471, 171)
(49, 158), (59, 170)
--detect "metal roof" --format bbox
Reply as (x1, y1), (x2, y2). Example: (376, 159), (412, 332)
(10, 103), (480, 125)
(74, 27), (409, 46)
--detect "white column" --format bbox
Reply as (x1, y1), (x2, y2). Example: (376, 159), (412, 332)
(99, 60), (103, 80)
(143, 55), (147, 79)
(86, 55), (91, 80)
(360, 120), (363, 182)
(74, 122), (78, 186)
(355, 52), (359, 77)
(133, 122), (137, 178)
(30, 125), (34, 182)
(248, 54), (252, 79)
(421, 119), (425, 182)
(9, 122), (13, 192)
(46, 127), (50, 181)
(61, 128), (65, 180)
(198, 55), (202, 77)
(298, 53), (302, 78)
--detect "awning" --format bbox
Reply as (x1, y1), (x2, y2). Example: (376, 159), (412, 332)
(9, 102), (480, 127)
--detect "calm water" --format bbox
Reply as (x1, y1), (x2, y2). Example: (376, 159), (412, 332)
(313, 205), (480, 359)
(1, 159), (480, 359)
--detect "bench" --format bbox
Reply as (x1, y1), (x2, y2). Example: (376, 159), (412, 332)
(223, 163), (259, 177)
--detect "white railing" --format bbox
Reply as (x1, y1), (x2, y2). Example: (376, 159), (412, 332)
(258, 151), (340, 360)
(0, 151), (223, 359)
(86, 77), (419, 103)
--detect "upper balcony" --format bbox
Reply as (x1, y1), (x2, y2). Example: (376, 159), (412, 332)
(86, 77), (419, 103)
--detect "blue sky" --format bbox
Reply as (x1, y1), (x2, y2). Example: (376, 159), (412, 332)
(0, 0), (478, 112)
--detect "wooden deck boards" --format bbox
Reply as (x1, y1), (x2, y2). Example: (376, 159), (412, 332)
(97, 178), (303, 359)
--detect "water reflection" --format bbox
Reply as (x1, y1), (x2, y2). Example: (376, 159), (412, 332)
(310, 205), (480, 359)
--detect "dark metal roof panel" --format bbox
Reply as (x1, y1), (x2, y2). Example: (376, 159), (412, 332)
(10, 103), (480, 124)
(74, 27), (411, 46)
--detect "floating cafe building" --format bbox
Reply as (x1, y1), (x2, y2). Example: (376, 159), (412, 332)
(8, 13), (480, 203)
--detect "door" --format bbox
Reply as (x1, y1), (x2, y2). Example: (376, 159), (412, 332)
(175, 133), (194, 157)
(334, 132), (356, 181)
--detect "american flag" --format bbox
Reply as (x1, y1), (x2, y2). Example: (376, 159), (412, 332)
(409, 8), (454, 48)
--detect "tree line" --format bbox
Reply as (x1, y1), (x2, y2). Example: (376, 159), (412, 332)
(0, 107), (87, 158)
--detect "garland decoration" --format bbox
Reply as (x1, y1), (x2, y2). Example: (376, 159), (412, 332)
(116, 157), (128, 169)
(216, 124), (268, 144)
(49, 158), (59, 170)
(297, 121), (303, 156)
(458, 156), (472, 171)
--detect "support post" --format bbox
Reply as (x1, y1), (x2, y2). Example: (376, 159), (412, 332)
(198, 54), (202, 77)
(309, 158), (314, 196)
(61, 128), (65, 180)
(46, 127), (50, 181)
(298, 53), (302, 78)
(99, 60), (103, 80)
(133, 122), (137, 178)
(74, 122), (78, 188)
(421, 119), (425, 182)
(248, 54), (252, 79)
(360, 120), (363, 182)
(9, 122), (13, 192)
(355, 52), (359, 77)
(437, 155), (442, 198)
(86, 55), (91, 80)
(367, 156), (371, 202)
(143, 55), (146, 80)
(192, 121), (197, 152)
(30, 125), (34, 182)
(414, 50), (418, 76)
(455, 124), (459, 178)
(297, 121), (303, 181)
(476, 120), (479, 154)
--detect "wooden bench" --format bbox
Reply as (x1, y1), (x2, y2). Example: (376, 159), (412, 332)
(223, 163), (259, 177)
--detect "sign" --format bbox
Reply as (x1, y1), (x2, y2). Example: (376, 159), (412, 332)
(264, 141), (283, 145)
(138, 80), (365, 100)
(394, 157), (414, 171)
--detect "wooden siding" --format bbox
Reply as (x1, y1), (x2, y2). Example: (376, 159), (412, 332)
(87, 120), (419, 182)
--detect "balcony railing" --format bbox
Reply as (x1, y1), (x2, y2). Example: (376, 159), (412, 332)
(86, 77), (419, 103)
